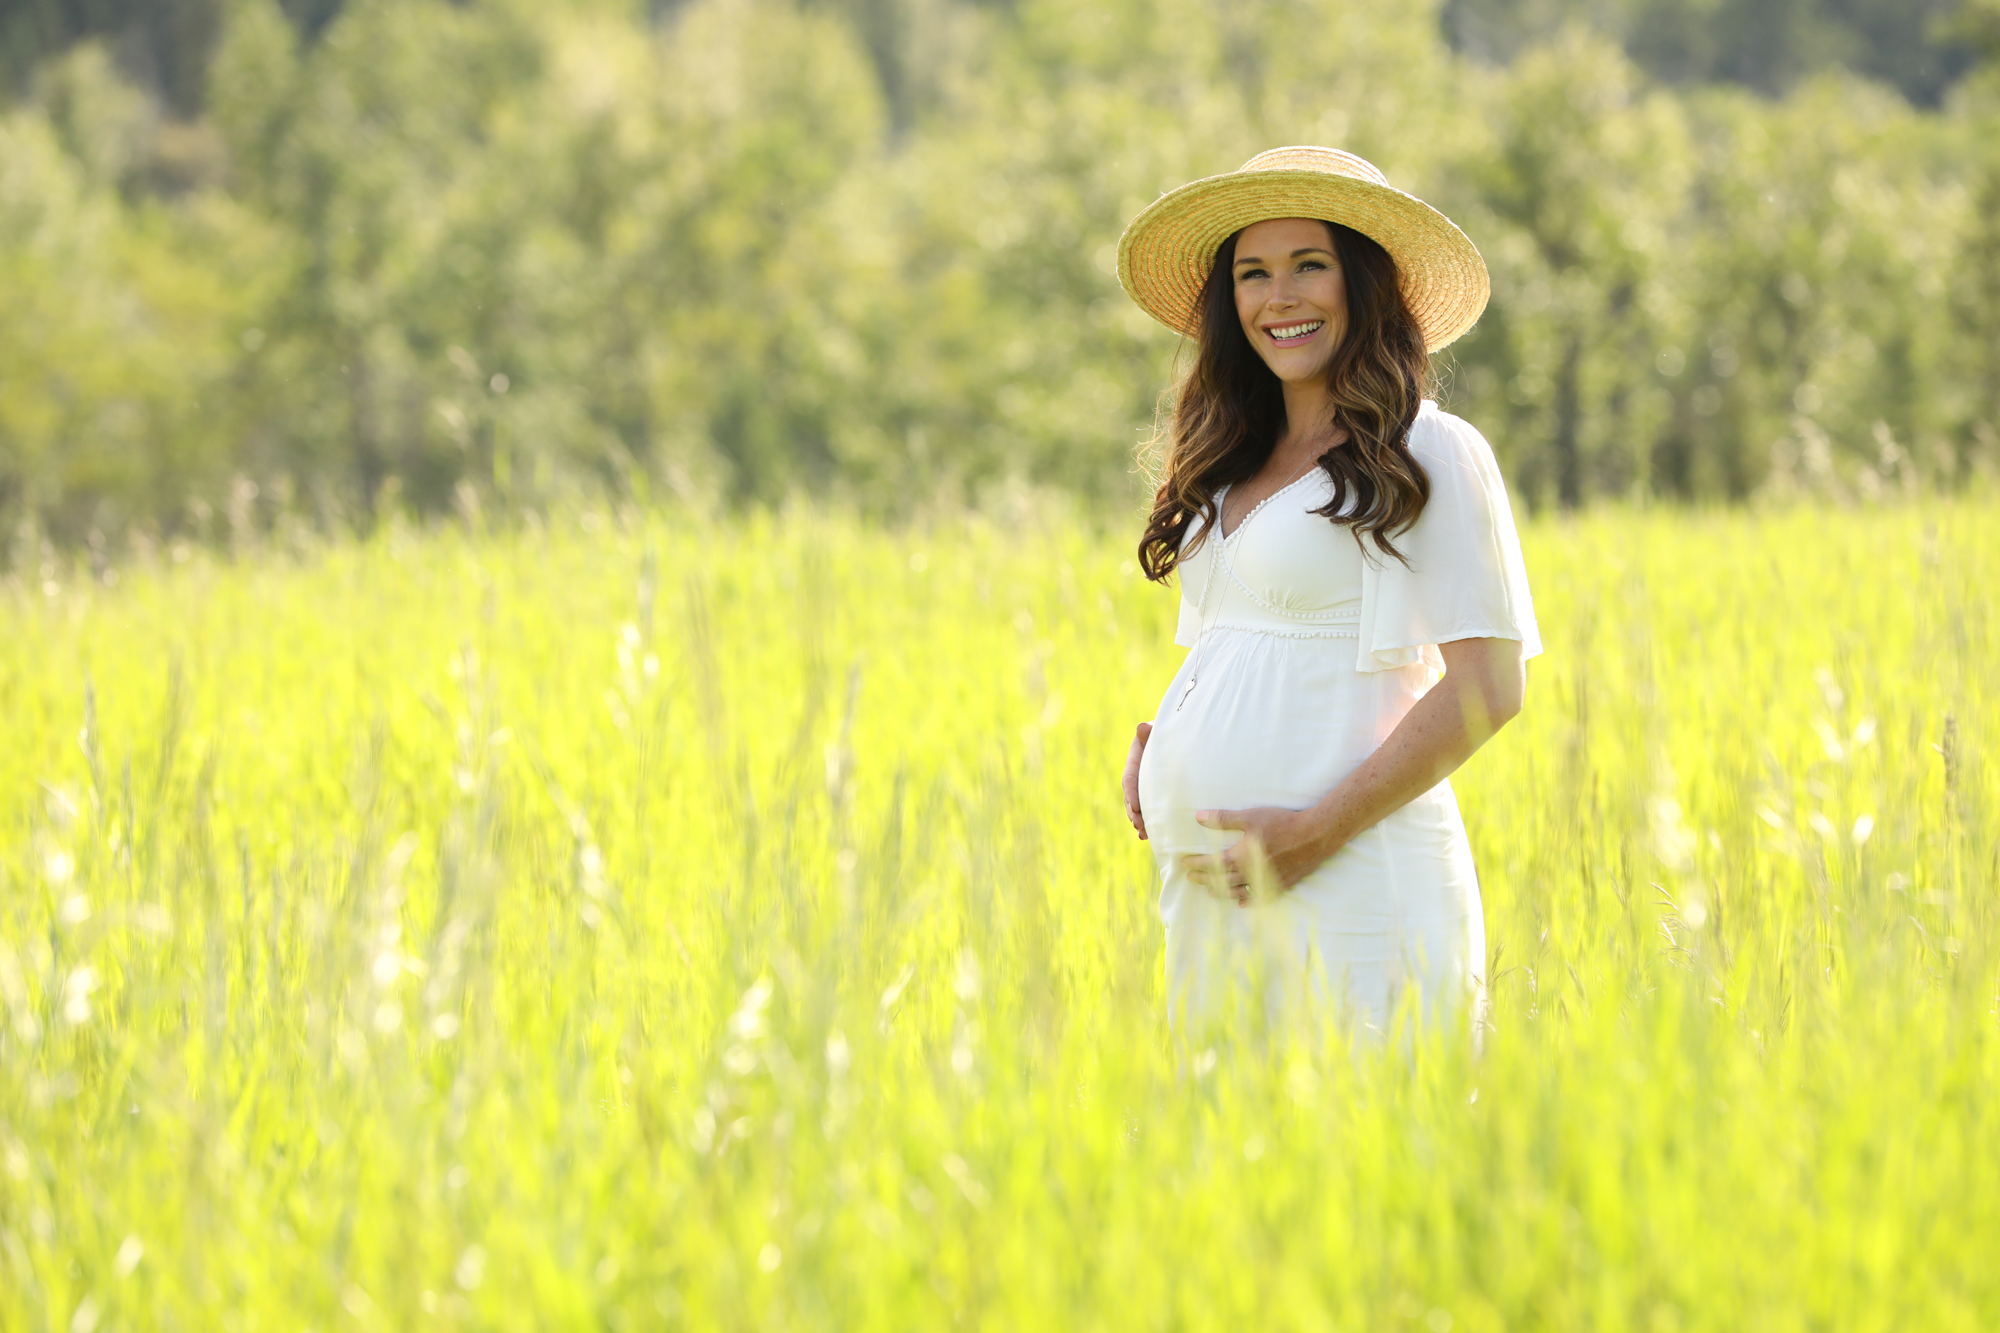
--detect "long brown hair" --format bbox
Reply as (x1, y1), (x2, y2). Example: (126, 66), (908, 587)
(1136, 220), (1432, 580)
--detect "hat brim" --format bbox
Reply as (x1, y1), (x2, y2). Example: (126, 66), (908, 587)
(1116, 168), (1490, 354)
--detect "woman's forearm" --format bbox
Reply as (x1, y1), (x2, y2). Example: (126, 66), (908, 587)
(1295, 641), (1523, 862)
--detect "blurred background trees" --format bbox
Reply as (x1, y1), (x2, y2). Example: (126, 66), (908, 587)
(2, 0), (1997, 545)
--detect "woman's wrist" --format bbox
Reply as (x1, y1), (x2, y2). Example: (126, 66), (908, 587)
(1291, 798), (1351, 865)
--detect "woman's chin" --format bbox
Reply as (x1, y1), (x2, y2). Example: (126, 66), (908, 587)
(1261, 355), (1333, 384)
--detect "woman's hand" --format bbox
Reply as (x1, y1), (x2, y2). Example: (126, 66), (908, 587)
(1183, 807), (1330, 905)
(1181, 638), (1526, 907)
(1122, 723), (1152, 839)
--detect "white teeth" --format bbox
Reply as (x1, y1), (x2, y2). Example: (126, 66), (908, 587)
(1269, 321), (1323, 340)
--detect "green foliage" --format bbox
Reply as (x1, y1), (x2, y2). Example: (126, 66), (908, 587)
(0, 45), (270, 542)
(1443, 0), (1979, 104)
(2, 0), (1999, 543)
(1, 497), (1995, 1326)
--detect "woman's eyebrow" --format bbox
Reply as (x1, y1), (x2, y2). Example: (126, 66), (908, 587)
(1233, 247), (1334, 267)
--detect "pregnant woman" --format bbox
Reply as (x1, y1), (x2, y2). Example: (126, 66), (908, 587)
(1116, 148), (1541, 1038)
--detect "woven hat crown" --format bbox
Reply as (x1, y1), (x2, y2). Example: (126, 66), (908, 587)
(1238, 146), (1389, 186)
(1115, 145), (1490, 352)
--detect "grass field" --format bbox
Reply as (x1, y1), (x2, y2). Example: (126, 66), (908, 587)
(2, 498), (1996, 1330)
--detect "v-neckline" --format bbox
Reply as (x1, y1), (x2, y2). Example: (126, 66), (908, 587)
(1218, 467), (1319, 541)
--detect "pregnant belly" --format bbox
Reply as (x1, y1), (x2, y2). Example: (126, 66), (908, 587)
(1137, 634), (1425, 855)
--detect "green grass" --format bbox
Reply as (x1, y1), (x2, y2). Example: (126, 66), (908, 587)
(2, 499), (1995, 1330)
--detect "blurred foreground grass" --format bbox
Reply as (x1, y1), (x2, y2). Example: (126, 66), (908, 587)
(2, 499), (1996, 1330)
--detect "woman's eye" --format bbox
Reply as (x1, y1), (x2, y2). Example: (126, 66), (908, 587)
(1236, 268), (1268, 282)
(1298, 260), (1325, 272)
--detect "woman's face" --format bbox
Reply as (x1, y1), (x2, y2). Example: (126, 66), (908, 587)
(1232, 217), (1348, 384)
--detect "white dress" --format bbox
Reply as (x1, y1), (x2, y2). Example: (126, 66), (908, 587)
(1136, 401), (1542, 1036)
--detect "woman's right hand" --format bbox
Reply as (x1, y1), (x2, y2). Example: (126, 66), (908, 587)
(1122, 722), (1152, 839)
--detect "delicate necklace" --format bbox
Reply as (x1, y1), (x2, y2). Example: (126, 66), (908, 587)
(1175, 531), (1224, 712)
(1175, 455), (1323, 712)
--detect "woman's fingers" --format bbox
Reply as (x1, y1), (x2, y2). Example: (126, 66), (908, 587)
(1121, 722), (1152, 840)
(1183, 852), (1249, 891)
(1186, 845), (1281, 907)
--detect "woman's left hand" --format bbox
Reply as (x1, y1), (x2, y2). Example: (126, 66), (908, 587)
(1183, 807), (1329, 905)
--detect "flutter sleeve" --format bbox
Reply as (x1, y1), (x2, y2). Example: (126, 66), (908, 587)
(1354, 402), (1543, 675)
(1171, 507), (1220, 649)
(1174, 595), (1201, 648)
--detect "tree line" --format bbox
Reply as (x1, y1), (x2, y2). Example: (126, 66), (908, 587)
(3, 0), (1999, 548)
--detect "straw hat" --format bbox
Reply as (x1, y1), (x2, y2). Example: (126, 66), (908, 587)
(1116, 146), (1489, 353)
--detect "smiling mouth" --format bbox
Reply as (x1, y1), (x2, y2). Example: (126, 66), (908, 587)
(1265, 320), (1323, 345)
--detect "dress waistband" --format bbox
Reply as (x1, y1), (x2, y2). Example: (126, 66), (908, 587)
(1204, 618), (1360, 639)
